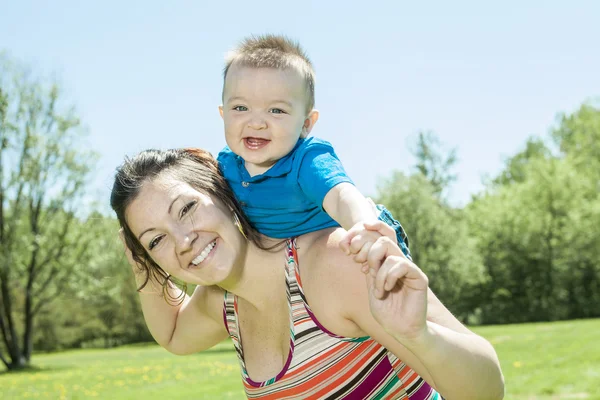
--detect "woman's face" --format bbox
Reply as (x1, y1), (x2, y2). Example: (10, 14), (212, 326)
(125, 175), (245, 286)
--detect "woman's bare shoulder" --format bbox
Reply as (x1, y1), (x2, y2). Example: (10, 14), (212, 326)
(296, 228), (366, 294)
(297, 228), (350, 266)
(296, 228), (369, 336)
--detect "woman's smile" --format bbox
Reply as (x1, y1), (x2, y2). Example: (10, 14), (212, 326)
(190, 239), (218, 267)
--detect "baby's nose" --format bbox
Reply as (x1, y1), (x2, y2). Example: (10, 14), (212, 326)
(248, 116), (267, 129)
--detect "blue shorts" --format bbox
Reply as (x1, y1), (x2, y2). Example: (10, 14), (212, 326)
(376, 204), (412, 260)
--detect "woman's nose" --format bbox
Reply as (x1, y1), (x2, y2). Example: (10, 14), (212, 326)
(174, 228), (196, 255)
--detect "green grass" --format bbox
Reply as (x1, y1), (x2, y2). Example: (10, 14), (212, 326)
(1, 319), (598, 399)
(0, 341), (244, 399)
(472, 319), (600, 399)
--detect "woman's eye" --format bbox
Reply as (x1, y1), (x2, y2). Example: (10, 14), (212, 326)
(233, 105), (248, 112)
(180, 201), (197, 219)
(270, 108), (285, 114)
(149, 235), (163, 250)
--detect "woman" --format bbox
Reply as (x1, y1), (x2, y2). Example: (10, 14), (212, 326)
(111, 148), (504, 400)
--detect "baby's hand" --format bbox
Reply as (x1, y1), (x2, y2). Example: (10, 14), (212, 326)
(339, 221), (398, 270)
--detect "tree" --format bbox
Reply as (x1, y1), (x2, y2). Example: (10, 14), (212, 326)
(550, 102), (600, 319)
(31, 213), (152, 352)
(468, 157), (600, 323)
(410, 130), (457, 199)
(0, 53), (97, 370)
(552, 101), (600, 176)
(468, 103), (600, 323)
(492, 137), (551, 186)
(73, 213), (152, 348)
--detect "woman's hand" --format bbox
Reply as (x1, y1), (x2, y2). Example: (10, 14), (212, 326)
(363, 222), (429, 341)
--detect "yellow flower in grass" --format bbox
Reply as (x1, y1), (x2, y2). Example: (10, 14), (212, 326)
(513, 361), (522, 368)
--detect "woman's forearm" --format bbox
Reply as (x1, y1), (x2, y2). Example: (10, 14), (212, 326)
(398, 322), (505, 400)
(134, 273), (189, 350)
(133, 271), (227, 355)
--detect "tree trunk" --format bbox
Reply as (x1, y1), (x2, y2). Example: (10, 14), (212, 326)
(23, 245), (39, 362)
(23, 299), (34, 363)
(0, 272), (24, 369)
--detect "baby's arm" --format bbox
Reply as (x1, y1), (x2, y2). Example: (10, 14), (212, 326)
(323, 184), (398, 262)
(298, 139), (397, 260)
(322, 182), (378, 231)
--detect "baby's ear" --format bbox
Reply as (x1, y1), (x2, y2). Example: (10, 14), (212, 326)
(218, 105), (224, 119)
(302, 109), (320, 138)
(301, 126), (309, 138)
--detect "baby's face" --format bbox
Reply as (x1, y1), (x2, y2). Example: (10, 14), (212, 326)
(220, 65), (311, 176)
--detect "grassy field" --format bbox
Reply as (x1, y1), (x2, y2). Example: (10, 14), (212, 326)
(1, 319), (598, 399)
(0, 341), (244, 400)
(475, 318), (600, 399)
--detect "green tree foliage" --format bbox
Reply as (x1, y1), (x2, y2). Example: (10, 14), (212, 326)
(0, 54), (97, 369)
(553, 102), (600, 175)
(411, 130), (458, 199)
(492, 137), (551, 186)
(468, 103), (600, 323)
(550, 102), (600, 318)
(74, 214), (152, 347)
(32, 214), (152, 352)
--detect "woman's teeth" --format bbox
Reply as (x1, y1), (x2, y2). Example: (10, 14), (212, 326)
(191, 241), (216, 265)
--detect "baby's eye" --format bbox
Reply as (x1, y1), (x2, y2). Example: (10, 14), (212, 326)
(149, 235), (163, 250)
(180, 201), (197, 219)
(233, 105), (248, 112)
(270, 108), (286, 114)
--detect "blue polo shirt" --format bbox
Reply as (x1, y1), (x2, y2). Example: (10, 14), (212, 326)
(217, 137), (353, 238)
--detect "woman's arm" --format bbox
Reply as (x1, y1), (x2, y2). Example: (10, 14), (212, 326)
(127, 250), (229, 355)
(316, 228), (504, 400)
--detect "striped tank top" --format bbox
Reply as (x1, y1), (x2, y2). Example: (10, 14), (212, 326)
(223, 239), (442, 399)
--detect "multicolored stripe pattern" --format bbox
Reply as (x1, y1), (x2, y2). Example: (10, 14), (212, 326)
(223, 239), (442, 399)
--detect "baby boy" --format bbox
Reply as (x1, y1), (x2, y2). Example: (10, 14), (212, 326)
(217, 34), (410, 258)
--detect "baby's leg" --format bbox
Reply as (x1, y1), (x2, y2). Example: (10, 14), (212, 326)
(375, 204), (412, 260)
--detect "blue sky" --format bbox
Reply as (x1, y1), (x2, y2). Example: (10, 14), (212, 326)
(1, 1), (598, 208)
